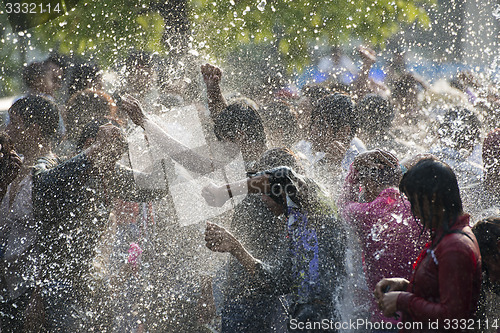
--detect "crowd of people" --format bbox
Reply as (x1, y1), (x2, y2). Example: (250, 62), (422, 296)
(0, 44), (498, 333)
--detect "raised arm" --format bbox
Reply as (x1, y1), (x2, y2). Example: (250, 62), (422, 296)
(120, 94), (227, 175)
(204, 221), (293, 295)
(33, 124), (126, 223)
(201, 174), (271, 207)
(200, 63), (227, 118)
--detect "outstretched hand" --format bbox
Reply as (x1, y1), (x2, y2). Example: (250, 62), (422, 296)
(0, 146), (22, 188)
(120, 94), (147, 128)
(205, 221), (239, 253)
(202, 183), (229, 207)
(201, 64), (222, 88)
(374, 277), (409, 301)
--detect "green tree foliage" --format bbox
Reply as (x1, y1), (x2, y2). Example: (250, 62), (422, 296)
(0, 0), (432, 95)
(190, 0), (432, 69)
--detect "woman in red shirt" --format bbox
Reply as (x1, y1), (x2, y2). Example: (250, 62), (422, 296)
(374, 158), (482, 332)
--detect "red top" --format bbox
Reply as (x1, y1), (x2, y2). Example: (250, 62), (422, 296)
(397, 214), (482, 332)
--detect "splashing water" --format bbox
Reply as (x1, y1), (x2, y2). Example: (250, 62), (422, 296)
(493, 4), (500, 20)
(257, 0), (267, 12)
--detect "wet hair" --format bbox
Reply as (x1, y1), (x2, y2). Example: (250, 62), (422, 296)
(473, 217), (500, 287)
(9, 96), (59, 139)
(22, 62), (45, 89)
(473, 217), (500, 259)
(67, 61), (101, 98)
(302, 84), (331, 107)
(482, 128), (500, 171)
(358, 150), (402, 187)
(0, 132), (13, 154)
(437, 107), (481, 152)
(311, 93), (358, 136)
(260, 101), (299, 145)
(213, 101), (266, 146)
(46, 52), (69, 71)
(66, 89), (117, 140)
(399, 158), (464, 245)
(356, 94), (394, 135)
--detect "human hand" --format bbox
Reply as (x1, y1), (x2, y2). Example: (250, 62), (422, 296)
(200, 63), (222, 88)
(374, 278), (409, 301)
(120, 94), (147, 128)
(378, 291), (402, 318)
(205, 221), (240, 254)
(0, 145), (22, 188)
(202, 183), (229, 207)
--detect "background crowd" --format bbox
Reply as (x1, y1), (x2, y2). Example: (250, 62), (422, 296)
(0, 44), (498, 333)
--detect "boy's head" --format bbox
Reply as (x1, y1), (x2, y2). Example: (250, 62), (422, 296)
(6, 96), (60, 152)
(213, 101), (267, 148)
(310, 93), (357, 146)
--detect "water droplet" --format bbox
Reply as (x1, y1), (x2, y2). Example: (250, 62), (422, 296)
(257, 0), (266, 12)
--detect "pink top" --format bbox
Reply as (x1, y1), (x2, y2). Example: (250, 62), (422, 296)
(340, 167), (428, 323)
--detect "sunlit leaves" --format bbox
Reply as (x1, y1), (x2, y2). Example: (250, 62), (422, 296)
(29, 0), (165, 66)
(190, 0), (433, 70)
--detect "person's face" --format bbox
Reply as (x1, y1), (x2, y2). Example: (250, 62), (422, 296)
(261, 194), (284, 216)
(310, 121), (350, 150)
(43, 62), (63, 94)
(408, 193), (443, 229)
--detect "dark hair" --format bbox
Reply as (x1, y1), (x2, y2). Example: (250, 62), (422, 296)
(0, 132), (13, 154)
(392, 73), (422, 100)
(438, 107), (481, 152)
(67, 61), (101, 98)
(399, 158), (464, 244)
(473, 217), (500, 259)
(46, 52), (69, 71)
(22, 62), (45, 89)
(311, 93), (358, 136)
(66, 89), (117, 140)
(302, 84), (331, 107)
(260, 101), (299, 145)
(213, 101), (266, 146)
(357, 150), (402, 187)
(473, 217), (500, 286)
(356, 94), (394, 135)
(9, 96), (59, 139)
